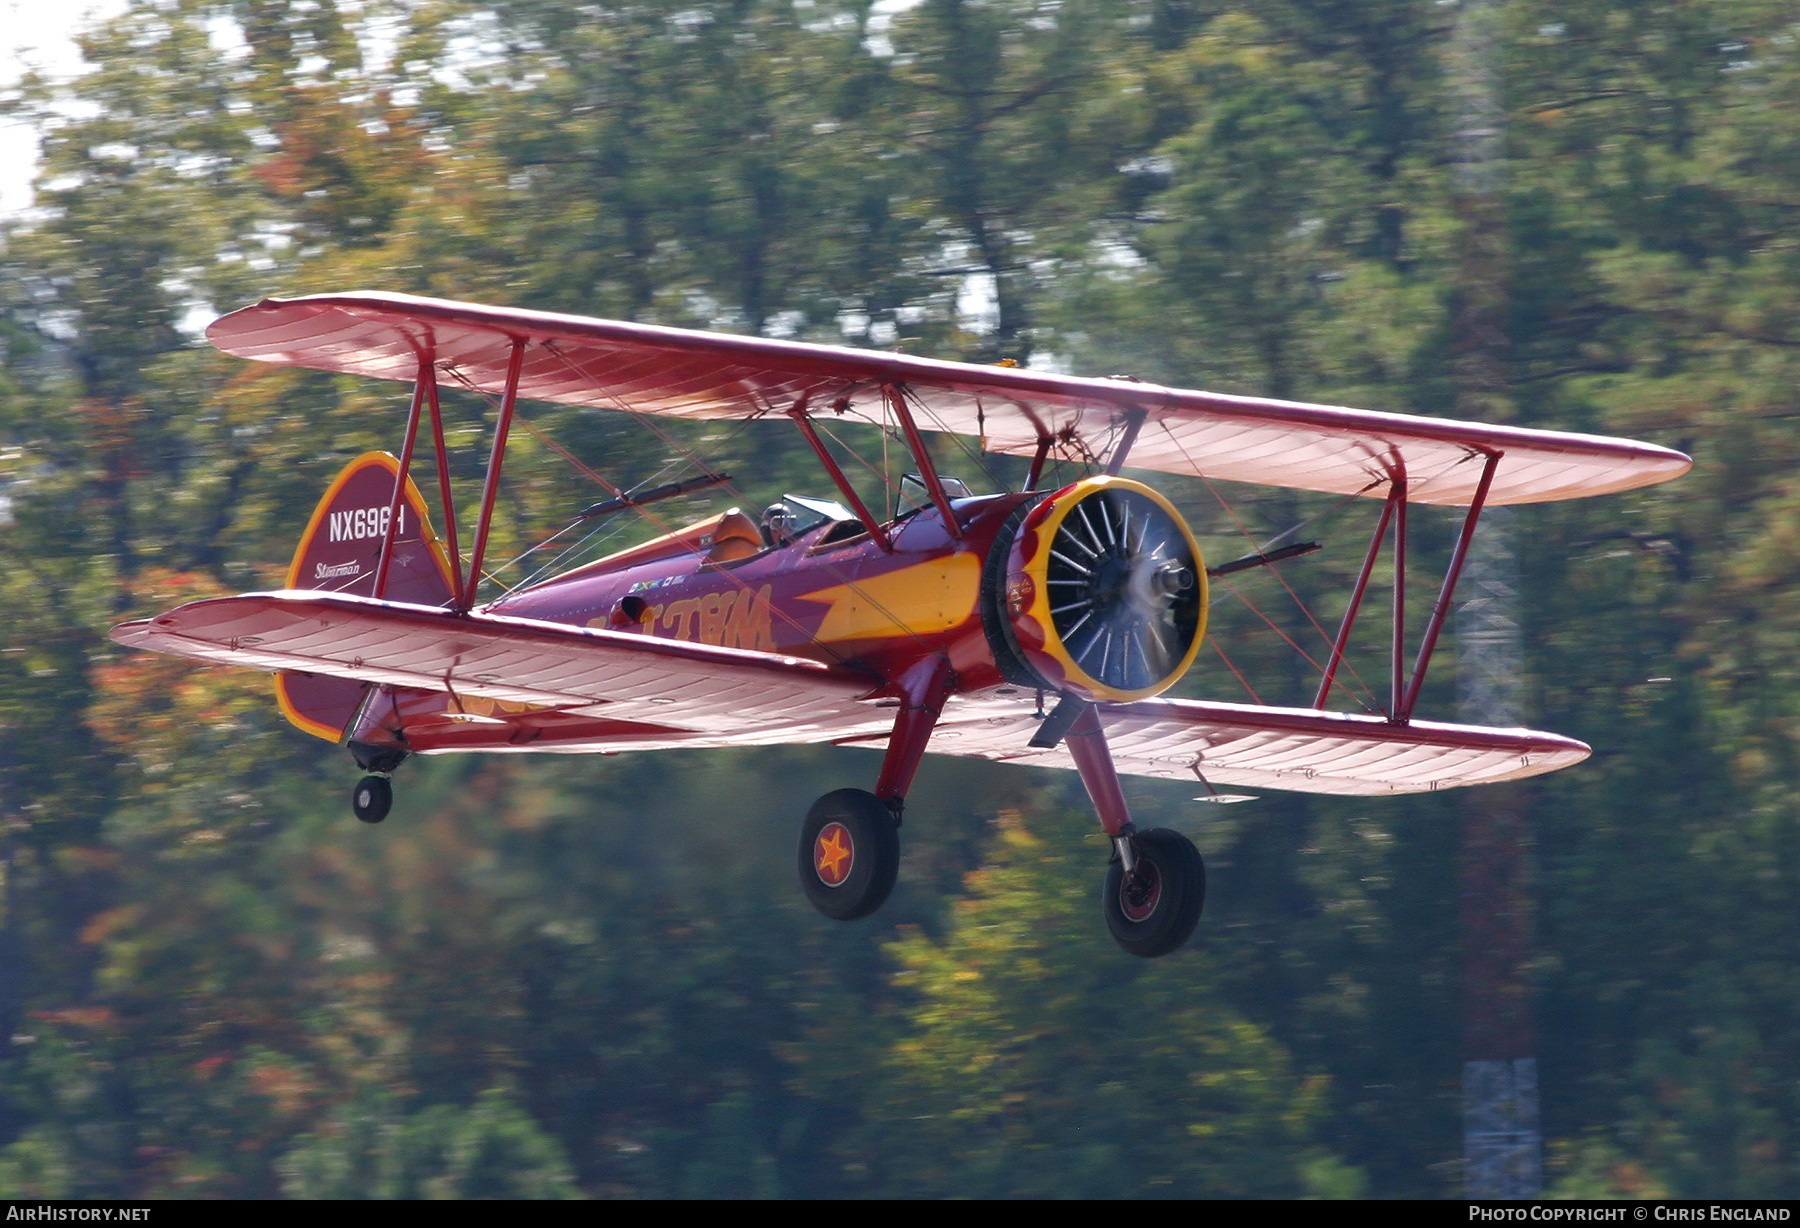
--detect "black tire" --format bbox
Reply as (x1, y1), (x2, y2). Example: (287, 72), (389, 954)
(798, 788), (900, 921)
(1103, 828), (1205, 958)
(352, 775), (392, 824)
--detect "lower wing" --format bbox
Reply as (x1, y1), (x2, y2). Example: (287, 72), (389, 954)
(844, 698), (1590, 797)
(110, 591), (887, 743)
(112, 591), (1588, 794)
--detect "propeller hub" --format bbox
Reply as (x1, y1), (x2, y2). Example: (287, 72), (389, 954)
(1130, 558), (1194, 610)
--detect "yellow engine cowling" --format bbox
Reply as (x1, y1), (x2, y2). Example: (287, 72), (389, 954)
(980, 476), (1207, 703)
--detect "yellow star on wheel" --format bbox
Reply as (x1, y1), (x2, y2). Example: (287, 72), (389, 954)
(816, 826), (852, 884)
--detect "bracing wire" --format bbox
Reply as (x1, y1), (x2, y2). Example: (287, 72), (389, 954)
(898, 385), (1011, 493)
(1154, 418), (1384, 710)
(443, 355), (944, 667)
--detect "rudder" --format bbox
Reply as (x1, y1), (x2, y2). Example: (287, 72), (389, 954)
(276, 452), (456, 741)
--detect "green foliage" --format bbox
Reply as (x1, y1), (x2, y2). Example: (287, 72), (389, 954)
(0, 1125), (76, 1199)
(822, 806), (1342, 1197)
(281, 1085), (582, 1199)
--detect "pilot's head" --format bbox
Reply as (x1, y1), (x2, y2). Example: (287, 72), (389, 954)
(762, 502), (797, 545)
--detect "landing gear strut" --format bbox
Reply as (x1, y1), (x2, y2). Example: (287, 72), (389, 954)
(1057, 701), (1206, 957)
(798, 788), (900, 921)
(795, 655), (943, 923)
(1102, 827), (1205, 958)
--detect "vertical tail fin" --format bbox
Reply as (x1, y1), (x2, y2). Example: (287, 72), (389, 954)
(276, 452), (456, 741)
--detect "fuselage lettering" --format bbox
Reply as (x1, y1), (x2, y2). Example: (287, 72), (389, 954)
(642, 585), (776, 652)
(328, 504), (406, 543)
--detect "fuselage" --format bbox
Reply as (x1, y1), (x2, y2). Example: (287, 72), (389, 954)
(353, 492), (1039, 754)
(490, 492), (1029, 688)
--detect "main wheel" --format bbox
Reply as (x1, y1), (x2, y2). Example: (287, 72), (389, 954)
(798, 788), (900, 921)
(1103, 828), (1205, 958)
(352, 775), (392, 824)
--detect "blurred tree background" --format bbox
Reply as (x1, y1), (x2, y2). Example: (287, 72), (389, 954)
(0, 0), (1785, 1198)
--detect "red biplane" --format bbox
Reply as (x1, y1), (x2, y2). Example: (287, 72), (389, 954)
(110, 293), (1690, 957)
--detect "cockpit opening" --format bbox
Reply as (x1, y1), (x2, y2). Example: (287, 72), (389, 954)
(895, 473), (974, 521)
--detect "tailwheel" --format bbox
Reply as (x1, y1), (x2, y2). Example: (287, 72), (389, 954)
(352, 775), (393, 824)
(1103, 828), (1205, 958)
(798, 788), (900, 921)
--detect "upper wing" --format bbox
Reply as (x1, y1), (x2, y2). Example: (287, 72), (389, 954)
(843, 695), (1590, 796)
(207, 292), (1691, 508)
(110, 591), (889, 743)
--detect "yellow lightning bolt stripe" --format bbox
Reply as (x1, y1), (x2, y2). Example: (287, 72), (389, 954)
(797, 553), (982, 643)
